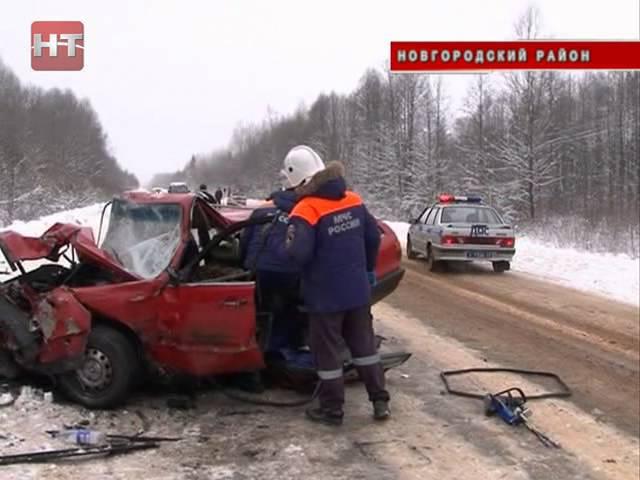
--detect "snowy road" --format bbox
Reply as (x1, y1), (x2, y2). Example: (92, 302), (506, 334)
(1, 275), (638, 480)
(395, 258), (640, 435)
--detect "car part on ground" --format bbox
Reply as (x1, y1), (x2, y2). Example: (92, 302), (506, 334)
(439, 367), (572, 400)
(0, 441), (159, 466)
(225, 349), (411, 407)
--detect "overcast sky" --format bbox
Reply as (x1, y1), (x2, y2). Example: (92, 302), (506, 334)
(1, 0), (638, 184)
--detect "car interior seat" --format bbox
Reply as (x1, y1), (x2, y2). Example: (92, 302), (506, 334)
(179, 234), (200, 270)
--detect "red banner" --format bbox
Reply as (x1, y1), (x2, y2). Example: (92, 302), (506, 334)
(390, 41), (640, 72)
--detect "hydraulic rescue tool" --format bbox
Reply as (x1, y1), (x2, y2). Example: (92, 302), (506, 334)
(440, 368), (571, 449)
(483, 387), (560, 448)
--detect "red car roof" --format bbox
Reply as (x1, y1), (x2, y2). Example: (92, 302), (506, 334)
(120, 190), (260, 224)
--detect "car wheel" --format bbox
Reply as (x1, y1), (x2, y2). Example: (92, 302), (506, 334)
(58, 325), (139, 409)
(406, 237), (418, 260)
(426, 246), (445, 272)
(492, 261), (510, 273)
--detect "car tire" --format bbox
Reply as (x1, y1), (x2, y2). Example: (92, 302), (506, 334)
(492, 261), (510, 273)
(58, 325), (139, 409)
(406, 237), (418, 260)
(426, 246), (445, 272)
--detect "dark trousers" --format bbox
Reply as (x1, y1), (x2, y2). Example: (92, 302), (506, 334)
(257, 270), (302, 351)
(309, 305), (389, 411)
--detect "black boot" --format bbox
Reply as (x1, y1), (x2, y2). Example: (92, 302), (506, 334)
(305, 407), (344, 426)
(373, 400), (390, 421)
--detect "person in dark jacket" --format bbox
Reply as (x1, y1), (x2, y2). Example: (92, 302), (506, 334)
(240, 189), (301, 352)
(198, 184), (217, 204)
(214, 187), (223, 205)
(281, 145), (390, 426)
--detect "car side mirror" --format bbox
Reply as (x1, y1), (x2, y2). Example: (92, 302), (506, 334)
(409, 218), (418, 224)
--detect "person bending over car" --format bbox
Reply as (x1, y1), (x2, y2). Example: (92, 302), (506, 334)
(240, 189), (302, 353)
(280, 145), (390, 426)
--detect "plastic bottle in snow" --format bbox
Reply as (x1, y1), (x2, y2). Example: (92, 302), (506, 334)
(62, 429), (107, 446)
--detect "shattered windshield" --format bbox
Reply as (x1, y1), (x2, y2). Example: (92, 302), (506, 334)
(101, 200), (182, 279)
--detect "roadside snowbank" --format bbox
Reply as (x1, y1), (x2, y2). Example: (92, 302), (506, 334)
(384, 221), (639, 307)
(1, 203), (105, 238)
(385, 221), (410, 248)
(0, 204), (106, 276)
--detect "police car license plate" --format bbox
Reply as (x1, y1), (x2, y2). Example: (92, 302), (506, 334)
(466, 251), (493, 258)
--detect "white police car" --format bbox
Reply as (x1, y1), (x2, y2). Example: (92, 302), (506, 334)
(407, 194), (516, 273)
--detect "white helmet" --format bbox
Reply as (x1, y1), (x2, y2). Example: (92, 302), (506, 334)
(281, 146), (325, 188)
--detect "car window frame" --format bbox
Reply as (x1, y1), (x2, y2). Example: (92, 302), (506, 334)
(427, 207), (440, 225)
(424, 208), (436, 225)
(419, 207), (432, 224)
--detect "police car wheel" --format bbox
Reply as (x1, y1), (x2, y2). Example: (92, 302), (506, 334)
(406, 237), (418, 260)
(492, 261), (509, 273)
(426, 246), (445, 272)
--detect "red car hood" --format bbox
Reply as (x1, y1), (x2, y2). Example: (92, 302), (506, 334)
(0, 223), (138, 281)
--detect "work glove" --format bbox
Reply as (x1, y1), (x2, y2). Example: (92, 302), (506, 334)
(367, 271), (377, 286)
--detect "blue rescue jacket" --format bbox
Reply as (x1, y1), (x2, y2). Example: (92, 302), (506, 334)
(285, 161), (381, 313)
(240, 190), (299, 273)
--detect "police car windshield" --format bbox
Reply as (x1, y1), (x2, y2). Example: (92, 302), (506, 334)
(441, 206), (502, 224)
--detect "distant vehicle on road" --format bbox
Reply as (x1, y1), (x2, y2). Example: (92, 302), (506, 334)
(407, 194), (516, 273)
(168, 182), (189, 193)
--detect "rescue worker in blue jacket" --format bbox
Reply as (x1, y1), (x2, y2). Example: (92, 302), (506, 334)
(281, 145), (390, 426)
(240, 188), (302, 352)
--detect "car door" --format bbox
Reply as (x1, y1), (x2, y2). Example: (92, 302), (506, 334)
(424, 207), (440, 246)
(413, 207), (431, 252)
(156, 279), (264, 377)
(151, 198), (264, 377)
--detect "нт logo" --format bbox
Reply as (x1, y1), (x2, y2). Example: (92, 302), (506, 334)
(31, 21), (84, 71)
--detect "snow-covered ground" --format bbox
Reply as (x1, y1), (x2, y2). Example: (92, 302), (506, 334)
(0, 208), (637, 307)
(0, 204), (106, 276)
(0, 203), (105, 239)
(385, 221), (639, 307)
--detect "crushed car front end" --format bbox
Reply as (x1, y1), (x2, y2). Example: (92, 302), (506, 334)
(0, 223), (131, 375)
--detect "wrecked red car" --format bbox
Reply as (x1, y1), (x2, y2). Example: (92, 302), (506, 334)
(0, 190), (406, 408)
